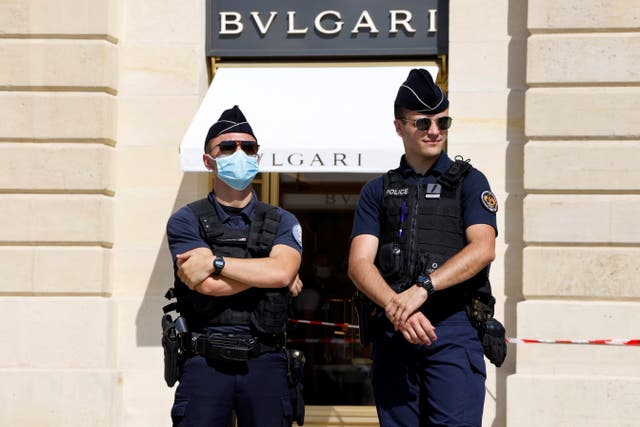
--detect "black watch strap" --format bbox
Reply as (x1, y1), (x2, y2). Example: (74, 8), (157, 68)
(416, 275), (436, 296)
(212, 256), (225, 276)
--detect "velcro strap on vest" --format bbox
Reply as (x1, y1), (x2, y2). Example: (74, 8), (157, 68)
(162, 302), (177, 314)
(247, 203), (281, 255)
(384, 170), (405, 188)
(437, 157), (472, 190)
(162, 288), (177, 313)
(188, 198), (225, 241)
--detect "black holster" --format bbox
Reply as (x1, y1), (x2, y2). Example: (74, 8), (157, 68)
(161, 314), (189, 387)
(465, 295), (507, 368)
(480, 318), (507, 367)
(287, 349), (306, 426)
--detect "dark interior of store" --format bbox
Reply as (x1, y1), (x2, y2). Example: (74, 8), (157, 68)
(283, 174), (376, 405)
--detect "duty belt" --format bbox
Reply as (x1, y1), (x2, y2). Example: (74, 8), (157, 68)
(190, 332), (285, 362)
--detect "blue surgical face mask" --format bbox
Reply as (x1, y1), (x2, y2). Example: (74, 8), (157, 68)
(210, 150), (259, 191)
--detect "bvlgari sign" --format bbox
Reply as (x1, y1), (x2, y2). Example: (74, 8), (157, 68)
(206, 0), (449, 57)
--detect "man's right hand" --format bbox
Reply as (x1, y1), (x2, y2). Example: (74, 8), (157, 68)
(176, 247), (214, 289)
(398, 312), (437, 345)
(385, 284), (429, 331)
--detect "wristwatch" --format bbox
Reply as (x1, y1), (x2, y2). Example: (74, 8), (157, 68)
(212, 256), (225, 276)
(416, 275), (436, 296)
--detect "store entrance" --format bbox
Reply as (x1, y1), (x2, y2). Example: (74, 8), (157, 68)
(289, 209), (373, 405)
(280, 172), (377, 406)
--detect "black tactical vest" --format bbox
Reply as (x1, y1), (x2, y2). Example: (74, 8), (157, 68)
(171, 198), (289, 334)
(376, 159), (492, 314)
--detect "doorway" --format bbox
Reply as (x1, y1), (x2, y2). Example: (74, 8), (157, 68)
(280, 172), (377, 406)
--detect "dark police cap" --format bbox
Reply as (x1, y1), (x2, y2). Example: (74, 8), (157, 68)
(395, 69), (448, 114)
(204, 105), (256, 150)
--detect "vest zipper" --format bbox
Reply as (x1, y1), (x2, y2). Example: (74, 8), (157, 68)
(407, 182), (421, 281)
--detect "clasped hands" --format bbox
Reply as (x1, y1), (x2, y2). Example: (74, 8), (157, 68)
(384, 284), (437, 345)
(176, 247), (303, 297)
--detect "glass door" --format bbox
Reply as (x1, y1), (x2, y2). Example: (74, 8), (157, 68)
(279, 172), (378, 406)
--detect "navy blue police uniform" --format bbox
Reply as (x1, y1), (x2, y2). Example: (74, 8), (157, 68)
(351, 152), (498, 427)
(167, 191), (302, 427)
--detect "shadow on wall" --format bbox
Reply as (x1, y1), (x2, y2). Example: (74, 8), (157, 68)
(135, 173), (210, 347)
(492, 1), (528, 427)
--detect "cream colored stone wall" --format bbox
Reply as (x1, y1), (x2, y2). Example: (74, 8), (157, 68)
(508, 1), (640, 426)
(449, 1), (527, 425)
(112, 0), (209, 426)
(0, 0), (119, 425)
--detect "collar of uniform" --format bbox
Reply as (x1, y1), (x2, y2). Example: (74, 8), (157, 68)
(397, 153), (452, 178)
(207, 192), (256, 224)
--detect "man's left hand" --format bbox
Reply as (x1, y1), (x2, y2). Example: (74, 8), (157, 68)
(398, 311), (437, 345)
(385, 285), (428, 330)
(176, 247), (214, 290)
(289, 274), (303, 297)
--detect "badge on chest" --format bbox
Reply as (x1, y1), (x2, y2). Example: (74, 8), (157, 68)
(424, 183), (442, 199)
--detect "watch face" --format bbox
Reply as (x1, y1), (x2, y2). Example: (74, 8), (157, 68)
(417, 275), (434, 295)
(213, 257), (225, 273)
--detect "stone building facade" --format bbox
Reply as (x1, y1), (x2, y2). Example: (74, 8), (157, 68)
(0, 1), (638, 425)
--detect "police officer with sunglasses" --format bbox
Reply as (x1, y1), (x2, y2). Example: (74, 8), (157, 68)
(165, 105), (304, 426)
(348, 69), (504, 426)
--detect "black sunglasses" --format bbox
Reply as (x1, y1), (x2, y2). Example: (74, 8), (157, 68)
(213, 140), (260, 156)
(401, 116), (453, 131)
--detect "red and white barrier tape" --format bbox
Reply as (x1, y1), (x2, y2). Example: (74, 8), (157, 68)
(505, 338), (640, 346)
(288, 338), (361, 344)
(290, 319), (359, 329)
(289, 319), (640, 346)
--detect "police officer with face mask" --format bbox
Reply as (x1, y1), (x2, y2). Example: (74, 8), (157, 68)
(165, 105), (304, 426)
(348, 70), (504, 426)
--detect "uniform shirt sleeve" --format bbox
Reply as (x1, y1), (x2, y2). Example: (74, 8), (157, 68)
(274, 208), (303, 254)
(351, 176), (384, 238)
(461, 168), (499, 236)
(166, 206), (209, 262)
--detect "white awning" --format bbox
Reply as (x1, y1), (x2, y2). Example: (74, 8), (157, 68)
(180, 63), (439, 173)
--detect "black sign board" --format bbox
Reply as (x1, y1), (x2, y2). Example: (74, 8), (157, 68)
(206, 0), (449, 57)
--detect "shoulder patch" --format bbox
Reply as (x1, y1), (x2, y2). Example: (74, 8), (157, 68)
(480, 191), (498, 213)
(292, 223), (303, 248)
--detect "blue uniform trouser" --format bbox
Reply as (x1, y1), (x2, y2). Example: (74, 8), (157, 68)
(371, 310), (486, 427)
(171, 350), (292, 427)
